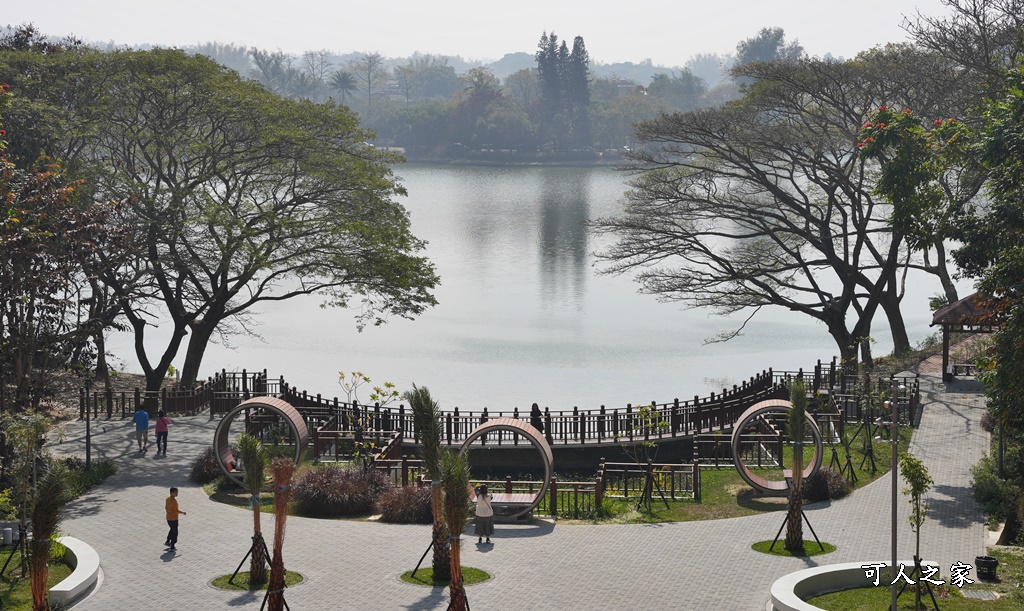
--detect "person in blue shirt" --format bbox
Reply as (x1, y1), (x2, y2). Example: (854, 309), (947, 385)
(130, 406), (150, 453)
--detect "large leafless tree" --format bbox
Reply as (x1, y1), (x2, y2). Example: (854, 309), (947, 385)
(595, 47), (974, 365)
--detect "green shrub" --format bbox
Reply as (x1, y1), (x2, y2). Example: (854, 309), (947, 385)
(971, 453), (1022, 520)
(0, 488), (15, 520)
(189, 446), (222, 485)
(803, 467), (852, 503)
(376, 485), (432, 523)
(292, 464), (390, 517)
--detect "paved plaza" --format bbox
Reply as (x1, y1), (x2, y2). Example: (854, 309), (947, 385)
(50, 369), (989, 610)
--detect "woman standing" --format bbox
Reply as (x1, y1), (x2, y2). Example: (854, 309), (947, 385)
(155, 410), (172, 455)
(471, 483), (494, 544)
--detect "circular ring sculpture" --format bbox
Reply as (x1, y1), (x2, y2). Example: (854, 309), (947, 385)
(459, 417), (553, 519)
(730, 399), (823, 497)
(214, 396), (309, 488)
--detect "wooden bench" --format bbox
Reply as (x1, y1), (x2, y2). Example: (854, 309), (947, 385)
(50, 536), (101, 606)
(951, 363), (977, 377)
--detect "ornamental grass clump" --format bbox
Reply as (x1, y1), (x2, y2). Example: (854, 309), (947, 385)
(189, 446), (222, 485)
(802, 467), (853, 503)
(376, 485), (432, 524)
(291, 464), (390, 517)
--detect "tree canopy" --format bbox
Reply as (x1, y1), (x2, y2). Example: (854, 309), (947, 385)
(0, 48), (438, 397)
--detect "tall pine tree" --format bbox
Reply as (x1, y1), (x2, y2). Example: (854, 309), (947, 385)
(568, 36), (591, 148)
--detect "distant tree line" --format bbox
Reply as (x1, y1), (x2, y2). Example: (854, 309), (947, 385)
(170, 30), (806, 158)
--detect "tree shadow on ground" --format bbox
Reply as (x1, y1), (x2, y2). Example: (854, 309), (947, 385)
(736, 489), (789, 512)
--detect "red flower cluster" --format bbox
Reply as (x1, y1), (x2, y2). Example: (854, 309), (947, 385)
(862, 122), (873, 129)
(876, 122), (886, 128)
(902, 108), (913, 114)
(0, 83), (9, 91)
(934, 119), (944, 125)
(878, 105), (888, 111)
(0, 129), (6, 137)
(864, 137), (874, 143)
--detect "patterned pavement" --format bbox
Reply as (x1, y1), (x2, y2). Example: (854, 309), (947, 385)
(50, 368), (989, 610)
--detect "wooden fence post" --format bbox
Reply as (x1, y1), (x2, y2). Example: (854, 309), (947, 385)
(549, 476), (558, 519)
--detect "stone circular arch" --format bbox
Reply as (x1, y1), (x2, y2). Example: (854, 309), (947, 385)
(730, 399), (823, 497)
(214, 396), (309, 488)
(459, 417), (553, 519)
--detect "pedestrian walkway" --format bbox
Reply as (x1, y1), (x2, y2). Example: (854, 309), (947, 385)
(51, 369), (989, 610)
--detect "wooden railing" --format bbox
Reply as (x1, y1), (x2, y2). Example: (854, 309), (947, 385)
(77, 360), (922, 454)
(597, 460), (700, 503)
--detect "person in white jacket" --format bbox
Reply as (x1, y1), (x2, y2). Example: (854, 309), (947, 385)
(470, 483), (494, 544)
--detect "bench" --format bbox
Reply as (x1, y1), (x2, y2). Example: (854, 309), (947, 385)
(770, 560), (938, 611)
(50, 536), (101, 606)
(951, 363), (977, 377)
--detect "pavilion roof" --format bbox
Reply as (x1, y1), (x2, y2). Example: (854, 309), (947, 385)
(931, 292), (991, 327)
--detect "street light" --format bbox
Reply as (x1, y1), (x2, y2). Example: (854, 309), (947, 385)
(85, 375), (92, 471)
(888, 382), (907, 611)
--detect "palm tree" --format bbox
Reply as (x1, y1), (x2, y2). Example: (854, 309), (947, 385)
(30, 462), (70, 611)
(237, 433), (269, 585)
(328, 69), (358, 106)
(440, 448), (471, 611)
(785, 379), (808, 552)
(267, 458), (295, 611)
(404, 384), (450, 582)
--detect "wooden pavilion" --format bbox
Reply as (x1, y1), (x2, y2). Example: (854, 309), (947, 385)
(931, 292), (999, 382)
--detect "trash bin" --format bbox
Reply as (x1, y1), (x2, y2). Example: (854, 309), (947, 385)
(1, 528), (11, 545)
(975, 555), (999, 581)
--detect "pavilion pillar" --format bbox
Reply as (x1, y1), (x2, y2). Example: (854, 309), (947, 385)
(941, 325), (951, 383)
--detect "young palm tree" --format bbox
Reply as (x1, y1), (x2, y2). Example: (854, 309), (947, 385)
(267, 458), (295, 611)
(440, 448), (471, 611)
(328, 69), (358, 106)
(785, 379), (808, 552)
(404, 384), (450, 582)
(30, 462), (70, 611)
(237, 433), (269, 586)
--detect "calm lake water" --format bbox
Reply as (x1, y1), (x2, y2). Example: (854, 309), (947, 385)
(107, 164), (962, 410)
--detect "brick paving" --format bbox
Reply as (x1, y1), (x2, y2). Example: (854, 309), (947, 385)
(51, 367), (989, 610)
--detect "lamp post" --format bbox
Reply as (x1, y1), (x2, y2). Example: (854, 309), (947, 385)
(889, 396), (898, 611)
(85, 375), (92, 472)
(888, 382), (907, 611)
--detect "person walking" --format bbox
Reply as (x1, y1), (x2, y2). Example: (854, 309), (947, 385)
(155, 410), (172, 455)
(470, 483), (494, 544)
(130, 406), (150, 453)
(165, 487), (186, 550)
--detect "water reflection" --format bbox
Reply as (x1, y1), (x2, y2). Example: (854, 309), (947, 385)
(538, 169), (589, 312)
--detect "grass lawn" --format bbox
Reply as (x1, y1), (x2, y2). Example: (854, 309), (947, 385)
(583, 424), (912, 524)
(0, 549), (73, 611)
(400, 567), (491, 587)
(210, 570), (303, 591)
(809, 548), (1024, 610)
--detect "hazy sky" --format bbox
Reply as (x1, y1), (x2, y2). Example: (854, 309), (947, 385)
(7, 0), (951, 66)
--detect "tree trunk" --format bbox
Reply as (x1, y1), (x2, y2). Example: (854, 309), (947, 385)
(879, 287), (912, 357)
(431, 482), (451, 582)
(30, 538), (50, 611)
(785, 443), (804, 552)
(250, 507), (267, 586)
(180, 318), (219, 389)
(448, 536), (466, 611)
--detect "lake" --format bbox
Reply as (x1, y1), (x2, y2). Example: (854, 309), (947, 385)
(106, 164), (963, 410)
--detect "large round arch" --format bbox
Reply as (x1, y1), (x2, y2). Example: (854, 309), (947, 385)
(214, 396), (309, 488)
(730, 398), (823, 497)
(459, 418), (553, 519)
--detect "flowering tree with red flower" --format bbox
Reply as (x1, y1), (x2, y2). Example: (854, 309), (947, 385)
(856, 105), (979, 302)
